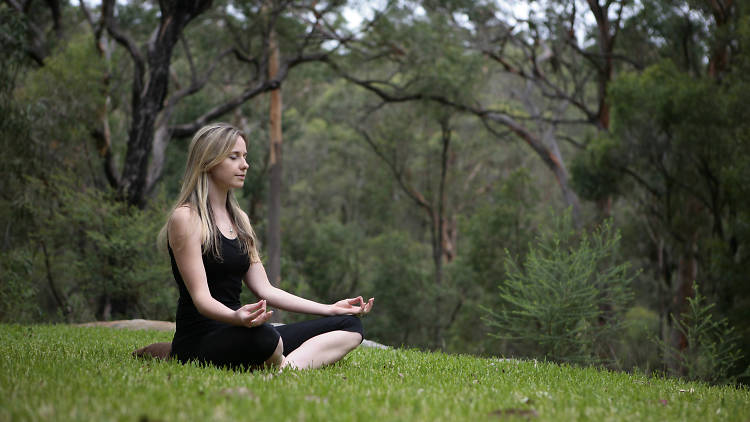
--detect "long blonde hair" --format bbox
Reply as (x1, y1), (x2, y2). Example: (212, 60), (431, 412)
(158, 123), (260, 262)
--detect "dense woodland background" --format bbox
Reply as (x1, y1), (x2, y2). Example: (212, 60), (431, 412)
(1, 0), (749, 385)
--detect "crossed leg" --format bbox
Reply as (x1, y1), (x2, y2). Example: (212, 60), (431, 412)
(281, 330), (362, 369)
(277, 315), (364, 370)
(133, 315), (364, 370)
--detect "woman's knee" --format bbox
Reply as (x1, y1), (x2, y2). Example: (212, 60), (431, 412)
(338, 315), (364, 341)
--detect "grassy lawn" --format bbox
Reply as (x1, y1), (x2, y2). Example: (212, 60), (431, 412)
(1, 324), (748, 421)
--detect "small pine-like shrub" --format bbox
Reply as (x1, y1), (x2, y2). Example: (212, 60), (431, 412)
(660, 283), (748, 385)
(483, 211), (635, 366)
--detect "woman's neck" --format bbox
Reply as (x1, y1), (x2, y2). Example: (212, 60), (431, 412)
(207, 181), (229, 217)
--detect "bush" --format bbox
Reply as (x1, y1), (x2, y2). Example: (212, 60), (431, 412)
(660, 283), (749, 385)
(483, 211), (635, 366)
(1, 172), (174, 323)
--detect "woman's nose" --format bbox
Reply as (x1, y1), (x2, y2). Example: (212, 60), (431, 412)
(241, 158), (249, 169)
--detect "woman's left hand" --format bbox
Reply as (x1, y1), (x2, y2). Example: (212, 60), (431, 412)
(330, 296), (374, 317)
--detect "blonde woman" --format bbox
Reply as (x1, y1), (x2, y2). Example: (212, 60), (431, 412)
(136, 123), (373, 370)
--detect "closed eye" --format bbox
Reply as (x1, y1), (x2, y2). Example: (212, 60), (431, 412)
(228, 152), (248, 160)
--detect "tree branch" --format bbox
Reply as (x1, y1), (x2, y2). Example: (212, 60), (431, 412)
(356, 128), (433, 215)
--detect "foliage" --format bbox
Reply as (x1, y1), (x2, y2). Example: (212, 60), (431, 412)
(603, 56), (750, 376)
(570, 132), (621, 201)
(483, 211), (636, 366)
(618, 306), (661, 373)
(0, 248), (41, 322)
(360, 231), (432, 348)
(281, 216), (365, 306)
(461, 169), (539, 291)
(0, 7), (33, 250)
(4, 172), (173, 322)
(658, 283), (749, 385)
(2, 324), (750, 422)
(444, 168), (539, 355)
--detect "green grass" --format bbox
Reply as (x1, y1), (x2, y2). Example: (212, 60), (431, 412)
(1, 325), (748, 421)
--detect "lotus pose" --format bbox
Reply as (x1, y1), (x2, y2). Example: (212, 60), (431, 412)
(135, 123), (373, 369)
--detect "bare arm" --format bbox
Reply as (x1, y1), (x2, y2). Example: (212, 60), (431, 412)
(244, 260), (375, 316)
(169, 206), (271, 327)
(244, 262), (333, 315)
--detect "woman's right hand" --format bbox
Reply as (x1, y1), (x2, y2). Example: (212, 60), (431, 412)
(235, 299), (273, 328)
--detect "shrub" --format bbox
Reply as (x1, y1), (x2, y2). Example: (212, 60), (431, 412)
(660, 283), (749, 385)
(483, 211), (635, 366)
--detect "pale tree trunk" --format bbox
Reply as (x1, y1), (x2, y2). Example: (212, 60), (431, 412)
(517, 81), (582, 225)
(267, 29), (282, 288)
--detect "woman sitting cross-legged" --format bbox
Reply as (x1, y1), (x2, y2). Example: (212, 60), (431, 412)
(134, 122), (373, 370)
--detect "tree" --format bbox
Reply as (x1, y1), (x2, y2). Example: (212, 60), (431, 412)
(325, 1), (639, 224)
(78, 0), (354, 207)
(573, 1), (750, 372)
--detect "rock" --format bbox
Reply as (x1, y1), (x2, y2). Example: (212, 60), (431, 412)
(362, 339), (390, 349)
(77, 319), (176, 331)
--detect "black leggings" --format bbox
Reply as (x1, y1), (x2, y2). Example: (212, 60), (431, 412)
(172, 315), (363, 369)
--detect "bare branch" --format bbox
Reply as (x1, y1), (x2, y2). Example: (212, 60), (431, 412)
(166, 47), (234, 110)
(356, 128), (433, 215)
(559, 134), (586, 149)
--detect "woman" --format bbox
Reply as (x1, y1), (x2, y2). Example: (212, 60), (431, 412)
(135, 123), (373, 370)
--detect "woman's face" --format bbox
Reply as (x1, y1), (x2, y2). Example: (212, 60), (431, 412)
(208, 136), (249, 191)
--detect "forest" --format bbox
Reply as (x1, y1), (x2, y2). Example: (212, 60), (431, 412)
(1, 0), (748, 385)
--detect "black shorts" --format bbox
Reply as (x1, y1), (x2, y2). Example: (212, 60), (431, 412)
(170, 315), (363, 369)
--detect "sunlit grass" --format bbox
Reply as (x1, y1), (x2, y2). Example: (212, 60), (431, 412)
(1, 324), (748, 421)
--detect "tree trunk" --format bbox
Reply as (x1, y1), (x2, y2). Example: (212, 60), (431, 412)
(668, 237), (698, 375)
(107, 0), (213, 207)
(267, 29), (282, 288)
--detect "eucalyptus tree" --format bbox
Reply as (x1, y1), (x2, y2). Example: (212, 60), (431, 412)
(76, 0), (356, 208)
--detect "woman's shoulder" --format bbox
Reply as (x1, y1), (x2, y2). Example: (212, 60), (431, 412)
(172, 204), (198, 220)
(169, 205), (200, 238)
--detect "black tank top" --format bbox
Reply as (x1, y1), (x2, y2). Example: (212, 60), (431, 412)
(169, 233), (251, 344)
